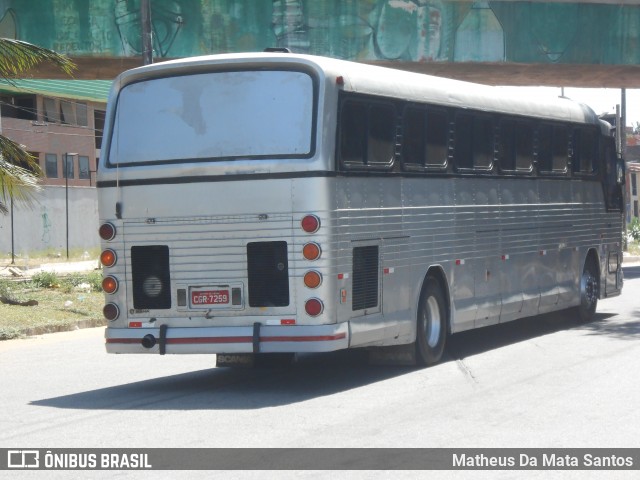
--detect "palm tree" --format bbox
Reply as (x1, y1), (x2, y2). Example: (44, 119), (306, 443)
(0, 38), (75, 214)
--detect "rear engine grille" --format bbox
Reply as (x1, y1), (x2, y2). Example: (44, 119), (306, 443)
(131, 245), (171, 309)
(247, 241), (289, 307)
(352, 246), (379, 311)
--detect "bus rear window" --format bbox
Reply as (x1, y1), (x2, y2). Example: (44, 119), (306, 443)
(108, 70), (315, 166)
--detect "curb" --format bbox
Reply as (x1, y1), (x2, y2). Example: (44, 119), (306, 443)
(1, 319), (107, 341)
(22, 318), (107, 337)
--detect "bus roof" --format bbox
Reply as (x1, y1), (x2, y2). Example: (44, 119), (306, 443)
(111, 52), (600, 127)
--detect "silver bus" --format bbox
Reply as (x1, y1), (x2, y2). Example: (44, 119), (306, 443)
(97, 52), (625, 366)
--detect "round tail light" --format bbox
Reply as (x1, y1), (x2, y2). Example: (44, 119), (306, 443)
(103, 303), (120, 321)
(102, 276), (119, 294)
(304, 271), (322, 289)
(305, 298), (324, 317)
(302, 242), (321, 261)
(99, 222), (116, 241)
(301, 214), (320, 233)
(100, 249), (117, 268)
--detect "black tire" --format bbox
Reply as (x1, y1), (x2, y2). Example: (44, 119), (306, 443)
(416, 276), (448, 366)
(575, 258), (599, 323)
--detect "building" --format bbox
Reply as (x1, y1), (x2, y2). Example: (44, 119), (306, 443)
(0, 79), (110, 258)
(627, 138), (640, 223)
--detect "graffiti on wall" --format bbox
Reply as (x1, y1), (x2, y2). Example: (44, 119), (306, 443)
(41, 208), (51, 245)
(1, 0), (639, 65)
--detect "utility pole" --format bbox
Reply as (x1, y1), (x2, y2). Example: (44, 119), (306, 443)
(10, 197), (14, 264)
(621, 88), (627, 158)
(141, 0), (153, 65)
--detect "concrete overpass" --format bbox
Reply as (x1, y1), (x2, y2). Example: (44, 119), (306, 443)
(5, 0), (640, 87)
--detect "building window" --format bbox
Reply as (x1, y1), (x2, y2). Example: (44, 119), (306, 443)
(0, 94), (37, 120)
(633, 173), (637, 197)
(635, 200), (639, 218)
(45, 154), (58, 178)
(44, 98), (59, 123)
(63, 155), (74, 179)
(78, 156), (90, 179)
(76, 102), (88, 127)
(94, 110), (105, 149)
(60, 100), (75, 125)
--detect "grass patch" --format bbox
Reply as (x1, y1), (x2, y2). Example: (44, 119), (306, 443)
(0, 272), (105, 340)
(627, 240), (640, 257)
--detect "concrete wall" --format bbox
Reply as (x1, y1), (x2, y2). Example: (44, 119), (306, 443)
(0, 186), (99, 258)
(2, 1), (640, 66)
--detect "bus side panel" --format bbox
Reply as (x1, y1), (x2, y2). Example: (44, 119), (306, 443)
(450, 178), (477, 332)
(472, 177), (502, 327)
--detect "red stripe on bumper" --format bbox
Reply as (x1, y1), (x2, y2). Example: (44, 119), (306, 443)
(106, 332), (346, 345)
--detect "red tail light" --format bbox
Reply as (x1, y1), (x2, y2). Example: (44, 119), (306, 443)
(102, 276), (119, 294)
(99, 222), (116, 241)
(103, 303), (120, 321)
(100, 249), (117, 268)
(301, 214), (320, 233)
(305, 298), (324, 317)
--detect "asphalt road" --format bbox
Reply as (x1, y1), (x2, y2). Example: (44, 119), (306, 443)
(1, 265), (639, 479)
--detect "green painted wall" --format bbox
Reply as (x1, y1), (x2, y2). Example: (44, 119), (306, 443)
(2, 1), (639, 65)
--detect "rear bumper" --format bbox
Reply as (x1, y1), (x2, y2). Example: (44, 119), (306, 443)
(105, 322), (349, 354)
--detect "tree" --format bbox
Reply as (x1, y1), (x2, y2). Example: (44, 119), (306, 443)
(0, 38), (75, 214)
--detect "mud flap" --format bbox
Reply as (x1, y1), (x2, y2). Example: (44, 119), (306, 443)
(216, 353), (256, 368)
(368, 343), (417, 366)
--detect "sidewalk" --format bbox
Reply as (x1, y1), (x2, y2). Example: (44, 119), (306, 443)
(623, 252), (640, 264)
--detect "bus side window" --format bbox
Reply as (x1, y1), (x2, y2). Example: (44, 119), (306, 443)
(573, 127), (597, 175)
(425, 108), (448, 169)
(499, 118), (517, 171)
(339, 100), (367, 166)
(454, 113), (473, 169)
(339, 99), (395, 169)
(515, 121), (534, 172)
(538, 124), (568, 175)
(500, 118), (535, 173)
(401, 106), (447, 170)
(456, 112), (494, 171)
(367, 103), (396, 167)
(552, 125), (569, 173)
(537, 123), (552, 172)
(401, 106), (424, 167)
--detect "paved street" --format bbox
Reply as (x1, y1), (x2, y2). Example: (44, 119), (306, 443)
(1, 264), (639, 479)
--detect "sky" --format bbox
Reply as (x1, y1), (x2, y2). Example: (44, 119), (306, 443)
(496, 87), (640, 129)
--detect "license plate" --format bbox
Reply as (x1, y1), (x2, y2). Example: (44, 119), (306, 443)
(191, 289), (230, 306)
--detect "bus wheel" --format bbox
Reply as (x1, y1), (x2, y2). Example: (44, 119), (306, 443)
(575, 259), (599, 323)
(416, 276), (447, 366)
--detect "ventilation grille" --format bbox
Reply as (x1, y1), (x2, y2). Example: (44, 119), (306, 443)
(131, 245), (171, 309)
(352, 246), (379, 311)
(247, 241), (289, 307)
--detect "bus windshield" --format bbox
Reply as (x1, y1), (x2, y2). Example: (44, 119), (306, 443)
(108, 69), (315, 166)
